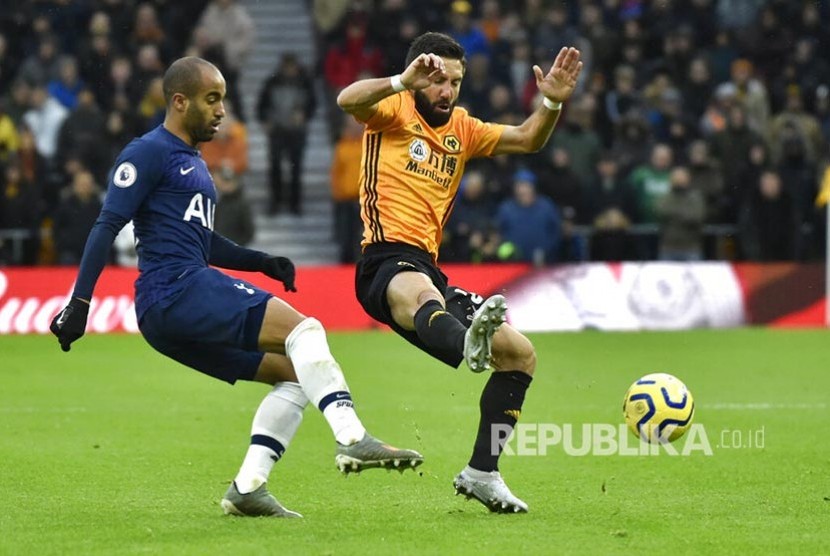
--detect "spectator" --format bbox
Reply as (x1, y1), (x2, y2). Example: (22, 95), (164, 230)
(213, 168), (255, 247)
(22, 85), (68, 162)
(137, 76), (166, 132)
(604, 65), (641, 129)
(78, 16), (116, 108)
(739, 170), (798, 261)
(549, 94), (602, 186)
(682, 57), (715, 122)
(447, 0), (489, 59)
(131, 2), (169, 58)
(445, 170), (498, 263)
(134, 44), (165, 98)
(104, 94), (140, 161)
(628, 143), (673, 224)
(488, 83), (522, 125)
(4, 80), (32, 125)
(507, 38), (534, 110)
(47, 56), (84, 110)
(56, 89), (108, 181)
(16, 126), (49, 211)
(534, 147), (583, 220)
(532, 3), (584, 73)
(584, 153), (635, 261)
(52, 170), (102, 265)
(655, 166), (706, 261)
(725, 58), (770, 133)
(0, 159), (42, 265)
(687, 139), (725, 223)
(257, 53), (316, 216)
(609, 111), (652, 177)
(17, 35), (60, 87)
(767, 86), (824, 166)
(774, 123), (817, 226)
(0, 102), (20, 163)
(323, 15), (384, 92)
(329, 116), (363, 263)
(101, 56), (141, 112)
(200, 104), (248, 175)
(458, 53), (497, 119)
(578, 2), (620, 76)
(647, 87), (698, 156)
(0, 33), (17, 97)
(196, 0), (255, 121)
(705, 29), (739, 84)
(496, 170), (561, 264)
(709, 104), (765, 214)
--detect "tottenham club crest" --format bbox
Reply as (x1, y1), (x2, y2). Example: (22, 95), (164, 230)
(409, 138), (429, 162)
(113, 162), (137, 188)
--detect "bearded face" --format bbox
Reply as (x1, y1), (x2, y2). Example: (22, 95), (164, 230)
(414, 89), (457, 127)
(412, 57), (464, 128)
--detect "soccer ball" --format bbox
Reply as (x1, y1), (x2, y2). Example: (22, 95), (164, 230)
(623, 373), (695, 443)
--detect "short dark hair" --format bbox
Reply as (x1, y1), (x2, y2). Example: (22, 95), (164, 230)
(405, 32), (466, 68)
(162, 56), (217, 105)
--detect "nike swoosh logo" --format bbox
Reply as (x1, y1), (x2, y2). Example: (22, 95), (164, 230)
(56, 310), (68, 327)
(180, 166), (195, 175)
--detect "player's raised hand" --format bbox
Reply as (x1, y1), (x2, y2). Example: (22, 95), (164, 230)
(262, 256), (297, 292)
(533, 47), (583, 103)
(400, 53), (446, 91)
(50, 298), (90, 352)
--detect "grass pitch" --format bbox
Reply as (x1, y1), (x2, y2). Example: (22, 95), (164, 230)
(1, 329), (828, 555)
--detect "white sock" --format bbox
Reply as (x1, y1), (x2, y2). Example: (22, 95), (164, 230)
(285, 317), (366, 445)
(235, 381), (308, 494)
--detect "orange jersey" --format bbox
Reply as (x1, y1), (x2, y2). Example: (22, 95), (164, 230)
(358, 92), (504, 259)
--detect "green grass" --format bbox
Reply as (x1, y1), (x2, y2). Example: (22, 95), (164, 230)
(1, 329), (828, 555)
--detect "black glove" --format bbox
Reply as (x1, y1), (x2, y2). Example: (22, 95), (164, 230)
(50, 297), (90, 352)
(261, 256), (296, 292)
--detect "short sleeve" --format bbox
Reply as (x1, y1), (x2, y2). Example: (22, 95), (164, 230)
(361, 93), (406, 132)
(464, 114), (505, 160)
(102, 140), (166, 220)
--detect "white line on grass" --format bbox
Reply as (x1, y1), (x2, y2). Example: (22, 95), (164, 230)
(703, 402), (827, 410)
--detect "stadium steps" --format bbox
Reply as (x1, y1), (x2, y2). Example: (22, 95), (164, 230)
(237, 0), (338, 265)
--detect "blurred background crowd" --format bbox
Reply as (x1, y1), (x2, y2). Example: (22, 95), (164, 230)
(1, 0), (829, 267)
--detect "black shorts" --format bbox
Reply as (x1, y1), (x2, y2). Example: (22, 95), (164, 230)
(355, 242), (484, 367)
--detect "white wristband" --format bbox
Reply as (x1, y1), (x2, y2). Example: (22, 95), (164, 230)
(390, 74), (406, 93)
(543, 97), (562, 111)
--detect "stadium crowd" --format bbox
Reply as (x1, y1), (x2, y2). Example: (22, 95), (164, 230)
(0, 0), (256, 265)
(318, 0), (830, 263)
(1, 0), (829, 267)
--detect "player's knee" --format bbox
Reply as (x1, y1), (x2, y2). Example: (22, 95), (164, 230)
(285, 317), (334, 363)
(496, 334), (536, 375)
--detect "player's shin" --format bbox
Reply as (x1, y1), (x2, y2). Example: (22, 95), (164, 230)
(414, 300), (466, 356)
(468, 371), (532, 472)
(284, 317), (366, 446)
(235, 381), (308, 494)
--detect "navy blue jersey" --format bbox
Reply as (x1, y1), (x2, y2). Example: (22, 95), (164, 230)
(103, 126), (217, 317)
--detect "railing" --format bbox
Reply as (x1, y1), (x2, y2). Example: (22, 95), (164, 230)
(0, 229), (32, 264)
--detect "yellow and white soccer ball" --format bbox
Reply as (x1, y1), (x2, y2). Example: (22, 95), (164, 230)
(623, 373), (695, 443)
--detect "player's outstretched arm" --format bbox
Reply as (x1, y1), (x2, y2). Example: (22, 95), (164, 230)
(336, 53), (446, 121)
(492, 47), (583, 155)
(209, 232), (297, 292)
(50, 210), (129, 352)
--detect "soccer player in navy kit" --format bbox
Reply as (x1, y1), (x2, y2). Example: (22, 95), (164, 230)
(49, 57), (422, 518)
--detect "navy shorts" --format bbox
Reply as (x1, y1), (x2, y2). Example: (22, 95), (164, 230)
(138, 267), (272, 384)
(355, 242), (484, 367)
